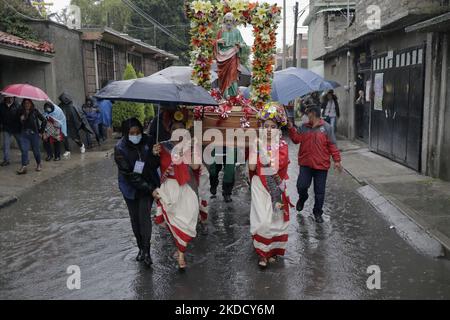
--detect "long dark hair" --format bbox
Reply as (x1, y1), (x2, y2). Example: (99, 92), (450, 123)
(21, 99), (35, 113)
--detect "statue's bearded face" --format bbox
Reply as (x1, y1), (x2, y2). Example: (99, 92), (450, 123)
(224, 15), (235, 30)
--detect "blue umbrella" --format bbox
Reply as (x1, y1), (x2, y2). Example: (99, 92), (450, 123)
(244, 68), (340, 104)
(320, 80), (341, 91)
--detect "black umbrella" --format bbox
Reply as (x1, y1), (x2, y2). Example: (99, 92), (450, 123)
(95, 66), (219, 143)
(94, 67), (219, 106)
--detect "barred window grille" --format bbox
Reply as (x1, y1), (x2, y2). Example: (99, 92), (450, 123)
(96, 44), (115, 89)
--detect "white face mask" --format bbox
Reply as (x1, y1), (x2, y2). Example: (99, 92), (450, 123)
(129, 134), (142, 145)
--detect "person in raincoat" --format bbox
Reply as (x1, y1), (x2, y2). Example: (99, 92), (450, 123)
(249, 103), (292, 268)
(97, 99), (113, 141)
(152, 114), (200, 271)
(58, 92), (93, 155)
(43, 102), (67, 162)
(82, 96), (101, 148)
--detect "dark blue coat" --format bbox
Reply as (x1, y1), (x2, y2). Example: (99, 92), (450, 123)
(114, 134), (160, 200)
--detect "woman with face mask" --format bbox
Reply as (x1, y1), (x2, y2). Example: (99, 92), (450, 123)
(43, 102), (67, 162)
(114, 117), (160, 268)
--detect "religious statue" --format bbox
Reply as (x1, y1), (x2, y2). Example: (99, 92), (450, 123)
(215, 12), (247, 99)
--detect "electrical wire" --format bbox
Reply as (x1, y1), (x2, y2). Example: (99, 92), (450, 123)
(0, 0), (48, 22)
(121, 0), (188, 48)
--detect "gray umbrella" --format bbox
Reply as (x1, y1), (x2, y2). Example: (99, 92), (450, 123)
(94, 66), (219, 106)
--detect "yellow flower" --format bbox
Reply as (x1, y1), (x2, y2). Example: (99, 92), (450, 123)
(204, 1), (213, 13)
(230, 0), (247, 12)
(174, 111), (184, 121)
(192, 0), (204, 13)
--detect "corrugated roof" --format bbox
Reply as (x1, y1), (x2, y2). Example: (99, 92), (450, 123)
(0, 31), (55, 54)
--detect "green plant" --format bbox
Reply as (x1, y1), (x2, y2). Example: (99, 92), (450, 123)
(0, 0), (41, 41)
(112, 64), (146, 129)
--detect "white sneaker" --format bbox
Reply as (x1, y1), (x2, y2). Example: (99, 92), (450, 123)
(63, 151), (71, 159)
(80, 144), (86, 154)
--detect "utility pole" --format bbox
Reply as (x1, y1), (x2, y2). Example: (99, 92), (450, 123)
(293, 2), (299, 68)
(282, 0), (287, 70)
(346, 0), (350, 91)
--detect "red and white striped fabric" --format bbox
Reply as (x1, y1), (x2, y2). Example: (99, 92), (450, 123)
(250, 175), (290, 258)
(198, 164), (210, 222)
(155, 179), (199, 252)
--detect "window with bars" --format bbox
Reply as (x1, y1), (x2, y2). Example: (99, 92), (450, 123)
(96, 44), (115, 89)
(128, 52), (143, 74)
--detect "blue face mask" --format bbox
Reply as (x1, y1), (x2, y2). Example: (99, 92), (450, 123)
(129, 134), (142, 145)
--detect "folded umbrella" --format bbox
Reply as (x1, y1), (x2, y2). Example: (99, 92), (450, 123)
(1, 83), (49, 101)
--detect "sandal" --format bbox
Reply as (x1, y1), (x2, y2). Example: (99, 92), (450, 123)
(268, 256), (277, 264)
(17, 166), (27, 175)
(258, 257), (268, 269)
(177, 251), (187, 271)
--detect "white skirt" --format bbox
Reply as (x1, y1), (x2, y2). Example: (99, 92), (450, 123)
(155, 179), (199, 252)
(250, 176), (289, 258)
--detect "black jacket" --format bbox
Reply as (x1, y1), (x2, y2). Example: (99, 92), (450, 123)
(18, 107), (47, 134)
(0, 100), (22, 134)
(59, 93), (94, 137)
(321, 96), (341, 118)
(114, 134), (160, 199)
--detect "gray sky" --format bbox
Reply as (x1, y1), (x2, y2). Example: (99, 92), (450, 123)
(50, 0), (309, 49)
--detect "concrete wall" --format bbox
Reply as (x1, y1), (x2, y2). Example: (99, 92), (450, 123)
(0, 47), (55, 101)
(324, 51), (356, 139)
(441, 36), (450, 181)
(30, 21), (86, 106)
(307, 13), (325, 75)
(369, 30), (427, 54)
(354, 0), (446, 39)
(423, 32), (450, 182)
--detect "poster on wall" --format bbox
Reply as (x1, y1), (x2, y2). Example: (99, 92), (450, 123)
(374, 73), (384, 111)
(365, 80), (372, 102)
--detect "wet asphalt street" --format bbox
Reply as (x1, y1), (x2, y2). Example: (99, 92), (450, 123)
(1, 141), (450, 300)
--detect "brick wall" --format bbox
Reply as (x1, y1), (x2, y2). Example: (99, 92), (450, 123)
(83, 42), (96, 97)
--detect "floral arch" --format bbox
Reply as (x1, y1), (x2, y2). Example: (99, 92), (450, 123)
(185, 0), (281, 109)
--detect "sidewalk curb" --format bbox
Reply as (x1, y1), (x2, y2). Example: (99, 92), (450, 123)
(344, 167), (449, 259)
(0, 196), (18, 210)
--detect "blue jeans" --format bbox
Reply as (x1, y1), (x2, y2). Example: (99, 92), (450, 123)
(20, 130), (41, 166)
(296, 166), (328, 216)
(2, 131), (21, 162)
(325, 116), (337, 132)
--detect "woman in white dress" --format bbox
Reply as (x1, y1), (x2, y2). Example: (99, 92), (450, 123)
(152, 120), (200, 270)
(249, 103), (292, 268)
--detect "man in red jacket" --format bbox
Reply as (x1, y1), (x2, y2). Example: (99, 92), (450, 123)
(288, 106), (342, 223)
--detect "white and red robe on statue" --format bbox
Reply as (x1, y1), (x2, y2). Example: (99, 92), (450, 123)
(250, 140), (292, 258)
(155, 143), (199, 252)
